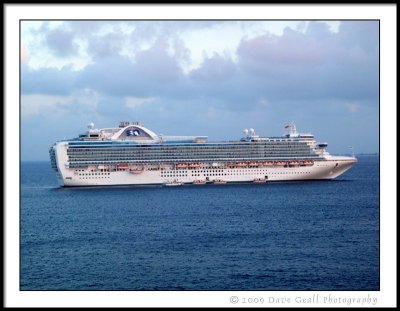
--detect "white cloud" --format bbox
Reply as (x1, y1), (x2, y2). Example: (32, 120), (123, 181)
(21, 88), (100, 117)
(21, 46), (29, 64)
(258, 98), (270, 107)
(346, 102), (359, 113)
(125, 97), (156, 109)
(21, 20), (341, 74)
(21, 94), (71, 117)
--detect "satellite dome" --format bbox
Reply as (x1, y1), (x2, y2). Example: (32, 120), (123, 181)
(243, 129), (249, 136)
(88, 122), (95, 129)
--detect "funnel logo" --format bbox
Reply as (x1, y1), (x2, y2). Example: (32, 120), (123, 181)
(127, 129), (140, 136)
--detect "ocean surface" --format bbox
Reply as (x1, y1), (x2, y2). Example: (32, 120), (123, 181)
(20, 155), (379, 291)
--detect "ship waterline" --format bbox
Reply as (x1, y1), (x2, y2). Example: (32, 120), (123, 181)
(49, 121), (357, 187)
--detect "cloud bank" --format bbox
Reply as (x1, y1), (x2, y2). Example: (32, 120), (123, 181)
(21, 20), (379, 160)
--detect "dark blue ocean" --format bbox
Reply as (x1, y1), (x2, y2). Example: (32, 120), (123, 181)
(20, 155), (379, 291)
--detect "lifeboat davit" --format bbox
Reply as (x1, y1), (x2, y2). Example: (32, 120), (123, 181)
(193, 180), (207, 185)
(213, 179), (227, 184)
(130, 165), (144, 174)
(130, 169), (144, 174)
(253, 178), (266, 183)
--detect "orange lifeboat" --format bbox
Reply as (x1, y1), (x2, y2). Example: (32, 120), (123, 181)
(263, 161), (274, 166)
(248, 162), (259, 167)
(176, 163), (188, 169)
(236, 162), (247, 167)
(117, 164), (129, 170)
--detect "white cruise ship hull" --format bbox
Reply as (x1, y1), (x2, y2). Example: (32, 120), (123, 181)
(59, 161), (356, 187)
(55, 147), (356, 187)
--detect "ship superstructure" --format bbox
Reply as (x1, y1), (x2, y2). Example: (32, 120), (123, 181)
(49, 121), (357, 187)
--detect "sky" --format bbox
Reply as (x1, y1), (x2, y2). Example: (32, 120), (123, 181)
(20, 20), (379, 161)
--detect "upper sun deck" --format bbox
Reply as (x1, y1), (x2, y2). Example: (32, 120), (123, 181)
(239, 124), (315, 143)
(77, 121), (317, 146)
(79, 121), (208, 144)
(67, 121), (333, 158)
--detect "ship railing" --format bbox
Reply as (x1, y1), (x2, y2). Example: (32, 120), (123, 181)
(67, 156), (323, 166)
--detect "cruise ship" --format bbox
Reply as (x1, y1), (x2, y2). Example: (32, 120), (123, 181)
(49, 121), (357, 187)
